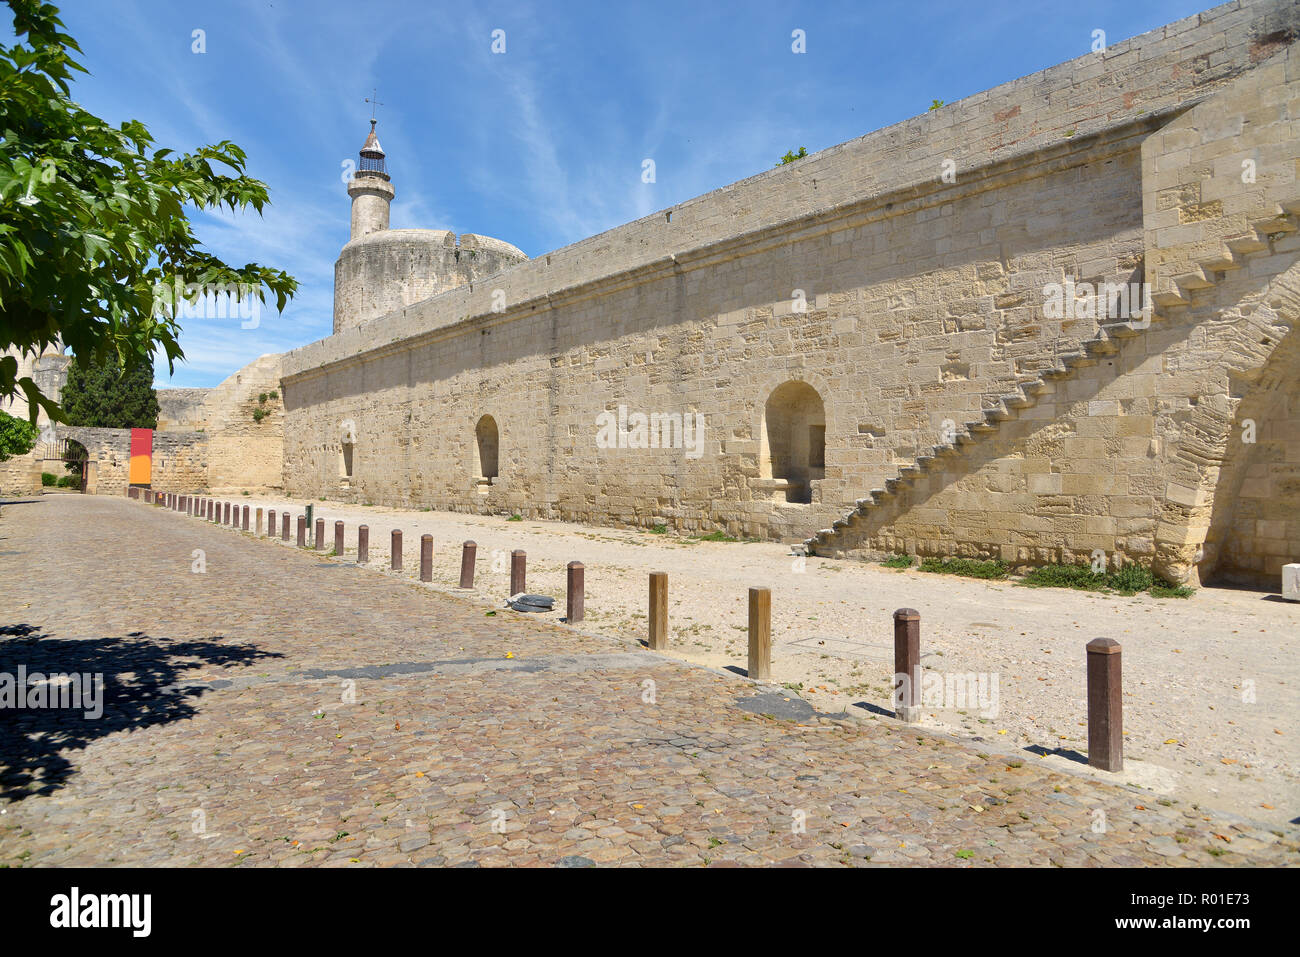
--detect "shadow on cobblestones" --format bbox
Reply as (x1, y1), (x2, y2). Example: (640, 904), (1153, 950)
(0, 623), (282, 801)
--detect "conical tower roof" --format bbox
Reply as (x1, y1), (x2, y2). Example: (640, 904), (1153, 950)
(361, 118), (384, 157)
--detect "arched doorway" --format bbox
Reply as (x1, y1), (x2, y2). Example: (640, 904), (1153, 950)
(474, 415), (499, 487)
(760, 380), (825, 504)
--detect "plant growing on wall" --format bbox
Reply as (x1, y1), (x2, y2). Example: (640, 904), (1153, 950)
(0, 0), (297, 423)
(775, 147), (808, 166)
(0, 409), (37, 460)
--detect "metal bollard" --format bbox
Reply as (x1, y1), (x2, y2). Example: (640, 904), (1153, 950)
(567, 561), (584, 624)
(510, 550), (526, 595)
(648, 572), (668, 650)
(748, 587), (771, 681)
(893, 608), (921, 723)
(358, 525), (369, 564)
(459, 541), (476, 588)
(1086, 638), (1123, 772)
(335, 521), (345, 556)
(391, 529), (402, 571)
(420, 535), (433, 582)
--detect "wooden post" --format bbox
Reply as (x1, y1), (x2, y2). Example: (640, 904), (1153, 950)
(420, 534), (433, 581)
(315, 517), (325, 550)
(748, 587), (772, 681)
(224, 502), (231, 525)
(510, 550), (526, 595)
(1086, 638), (1123, 772)
(268, 509), (276, 537)
(335, 521), (345, 556)
(242, 505), (249, 531)
(297, 516), (306, 548)
(255, 508), (263, 535)
(893, 608), (921, 722)
(358, 525), (369, 564)
(391, 529), (402, 571)
(459, 541), (476, 588)
(281, 512), (290, 541)
(648, 572), (668, 650)
(566, 561), (584, 623)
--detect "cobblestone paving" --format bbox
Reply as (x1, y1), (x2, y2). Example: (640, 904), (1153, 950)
(1, 497), (1295, 867)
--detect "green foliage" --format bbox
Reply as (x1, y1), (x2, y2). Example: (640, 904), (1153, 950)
(919, 557), (1009, 579)
(649, 523), (667, 534)
(1018, 563), (1107, 591)
(775, 147), (808, 166)
(880, 554), (914, 568)
(507, 513), (523, 521)
(1018, 561), (1191, 598)
(257, 392), (267, 404)
(55, 472), (76, 487)
(929, 99), (945, 111)
(694, 530), (738, 542)
(268, 390), (278, 400)
(1109, 562), (1154, 594)
(60, 353), (158, 428)
(251, 407), (267, 422)
(40, 470), (55, 485)
(0, 408), (37, 460)
(0, 1), (297, 422)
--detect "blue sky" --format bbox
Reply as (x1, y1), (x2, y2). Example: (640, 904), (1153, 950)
(40, 0), (1216, 388)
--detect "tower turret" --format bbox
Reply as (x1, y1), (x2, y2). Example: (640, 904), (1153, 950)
(347, 119), (394, 240)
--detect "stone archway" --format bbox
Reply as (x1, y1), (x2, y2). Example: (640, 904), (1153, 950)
(759, 380), (826, 504)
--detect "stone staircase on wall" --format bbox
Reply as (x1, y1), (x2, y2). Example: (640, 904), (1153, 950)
(803, 200), (1300, 558)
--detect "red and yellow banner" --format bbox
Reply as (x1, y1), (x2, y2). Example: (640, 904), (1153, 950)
(128, 428), (152, 486)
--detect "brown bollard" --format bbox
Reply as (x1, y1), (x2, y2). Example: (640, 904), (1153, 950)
(281, 512), (290, 541)
(357, 525), (369, 564)
(207, 500), (213, 521)
(566, 561), (585, 624)
(335, 521), (345, 556)
(268, 509), (276, 536)
(297, 516), (306, 547)
(1086, 638), (1123, 772)
(315, 517), (325, 550)
(391, 529), (403, 571)
(420, 534), (433, 582)
(648, 572), (668, 650)
(510, 550), (526, 595)
(893, 608), (922, 722)
(230, 503), (238, 527)
(242, 505), (249, 531)
(224, 502), (231, 525)
(255, 507), (263, 536)
(748, 587), (772, 681)
(459, 541), (476, 588)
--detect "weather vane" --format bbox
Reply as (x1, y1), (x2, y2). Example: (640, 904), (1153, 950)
(365, 88), (384, 122)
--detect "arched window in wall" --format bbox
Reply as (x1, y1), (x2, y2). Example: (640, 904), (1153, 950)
(759, 381), (826, 504)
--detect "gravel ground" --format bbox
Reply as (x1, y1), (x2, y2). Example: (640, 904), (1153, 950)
(210, 493), (1297, 826)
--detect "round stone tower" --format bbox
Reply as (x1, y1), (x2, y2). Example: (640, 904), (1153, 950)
(333, 119), (529, 334)
(348, 119), (394, 240)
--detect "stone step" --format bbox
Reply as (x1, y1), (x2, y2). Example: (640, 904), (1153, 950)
(1172, 265), (1213, 290)
(1251, 213), (1297, 236)
(1226, 232), (1270, 255)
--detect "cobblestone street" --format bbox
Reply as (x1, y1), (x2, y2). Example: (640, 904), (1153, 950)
(1, 496), (1295, 867)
